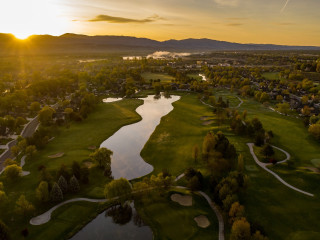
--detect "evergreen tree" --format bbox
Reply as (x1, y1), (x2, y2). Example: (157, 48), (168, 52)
(58, 175), (68, 194)
(69, 176), (80, 193)
(50, 183), (63, 202)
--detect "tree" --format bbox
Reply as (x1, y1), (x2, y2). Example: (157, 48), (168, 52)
(309, 124), (320, 140)
(15, 195), (35, 216)
(251, 231), (269, 240)
(192, 145), (199, 162)
(69, 176), (80, 193)
(242, 110), (247, 120)
(25, 145), (37, 158)
(30, 102), (41, 112)
(261, 144), (274, 158)
(188, 176), (201, 191)
(90, 148), (113, 168)
(58, 176), (68, 194)
(3, 158), (17, 167)
(259, 92), (269, 103)
(0, 191), (8, 205)
(301, 95), (309, 105)
(10, 145), (20, 157)
(72, 161), (81, 180)
(276, 95), (283, 102)
(80, 166), (89, 184)
(50, 183), (63, 202)
(276, 103), (290, 115)
(237, 154), (244, 173)
(229, 202), (245, 224)
(0, 220), (10, 240)
(35, 181), (49, 203)
(230, 218), (251, 240)
(4, 165), (22, 181)
(104, 178), (132, 204)
(301, 105), (311, 116)
(38, 106), (55, 126)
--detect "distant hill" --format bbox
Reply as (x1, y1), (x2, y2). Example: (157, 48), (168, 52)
(0, 33), (319, 55)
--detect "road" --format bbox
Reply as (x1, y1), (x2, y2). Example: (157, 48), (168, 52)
(0, 116), (39, 171)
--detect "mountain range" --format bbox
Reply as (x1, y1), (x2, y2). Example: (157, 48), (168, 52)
(0, 33), (319, 55)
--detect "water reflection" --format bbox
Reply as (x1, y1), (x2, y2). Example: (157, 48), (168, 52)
(100, 94), (180, 180)
(70, 202), (152, 240)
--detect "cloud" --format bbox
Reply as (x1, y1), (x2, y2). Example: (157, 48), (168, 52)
(226, 23), (243, 27)
(214, 0), (240, 7)
(276, 22), (296, 26)
(281, 0), (290, 12)
(226, 17), (248, 21)
(89, 14), (162, 23)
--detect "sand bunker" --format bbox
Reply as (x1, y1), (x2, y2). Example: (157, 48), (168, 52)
(48, 152), (65, 158)
(194, 215), (210, 228)
(88, 146), (96, 150)
(303, 167), (319, 173)
(170, 193), (192, 206)
(200, 116), (210, 121)
(202, 120), (214, 126)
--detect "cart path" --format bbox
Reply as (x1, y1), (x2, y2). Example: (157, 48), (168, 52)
(247, 143), (314, 197)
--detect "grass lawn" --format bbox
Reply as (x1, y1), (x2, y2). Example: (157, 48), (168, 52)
(212, 89), (320, 239)
(262, 72), (280, 80)
(188, 73), (203, 81)
(141, 93), (214, 176)
(253, 145), (287, 163)
(0, 99), (143, 240)
(141, 89), (320, 239)
(28, 201), (114, 240)
(141, 72), (175, 83)
(135, 189), (219, 240)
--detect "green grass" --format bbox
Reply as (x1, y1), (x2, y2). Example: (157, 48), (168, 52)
(135, 189), (219, 240)
(141, 89), (320, 239)
(142, 72), (175, 83)
(212, 90), (320, 239)
(188, 73), (203, 81)
(262, 72), (280, 80)
(253, 145), (287, 163)
(141, 93), (214, 176)
(0, 99), (143, 240)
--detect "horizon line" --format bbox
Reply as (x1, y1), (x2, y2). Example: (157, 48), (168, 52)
(1, 32), (320, 48)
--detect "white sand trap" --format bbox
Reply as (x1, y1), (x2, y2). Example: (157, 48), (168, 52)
(202, 120), (214, 126)
(48, 152), (65, 158)
(171, 193), (192, 206)
(194, 215), (210, 228)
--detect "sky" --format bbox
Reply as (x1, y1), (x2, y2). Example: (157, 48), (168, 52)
(0, 0), (320, 46)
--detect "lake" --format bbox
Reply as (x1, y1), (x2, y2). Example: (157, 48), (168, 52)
(100, 94), (180, 180)
(70, 202), (152, 240)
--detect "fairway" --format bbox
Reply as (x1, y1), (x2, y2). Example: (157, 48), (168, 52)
(0, 99), (143, 239)
(141, 89), (320, 239)
(135, 190), (219, 240)
(142, 72), (175, 83)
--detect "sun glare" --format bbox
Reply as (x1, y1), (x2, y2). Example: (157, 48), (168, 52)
(0, 0), (70, 38)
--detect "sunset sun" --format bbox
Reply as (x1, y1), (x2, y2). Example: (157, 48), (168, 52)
(0, 0), (69, 38)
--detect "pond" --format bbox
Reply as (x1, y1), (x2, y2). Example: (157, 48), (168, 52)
(70, 202), (152, 240)
(100, 94), (180, 180)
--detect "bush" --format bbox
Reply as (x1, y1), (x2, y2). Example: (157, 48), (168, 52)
(0, 220), (10, 240)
